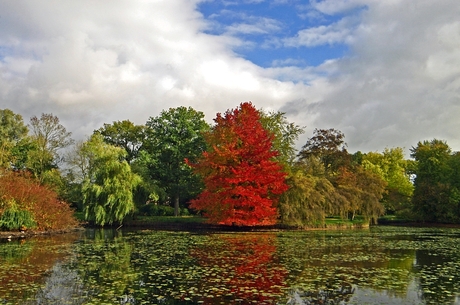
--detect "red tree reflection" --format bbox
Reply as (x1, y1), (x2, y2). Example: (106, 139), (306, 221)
(190, 233), (287, 304)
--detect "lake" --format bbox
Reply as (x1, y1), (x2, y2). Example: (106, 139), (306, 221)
(1, 226), (460, 304)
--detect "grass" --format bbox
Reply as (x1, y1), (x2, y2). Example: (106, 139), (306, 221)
(124, 215), (206, 226)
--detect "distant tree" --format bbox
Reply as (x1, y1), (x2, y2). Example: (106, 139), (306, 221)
(259, 110), (304, 170)
(410, 139), (460, 222)
(361, 148), (414, 215)
(278, 161), (337, 227)
(334, 165), (386, 223)
(81, 134), (141, 226)
(298, 128), (349, 176)
(0, 109), (29, 169)
(189, 102), (288, 226)
(144, 107), (209, 216)
(94, 120), (145, 163)
(27, 113), (74, 182)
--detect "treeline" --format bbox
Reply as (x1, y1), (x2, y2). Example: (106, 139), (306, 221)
(0, 104), (459, 229)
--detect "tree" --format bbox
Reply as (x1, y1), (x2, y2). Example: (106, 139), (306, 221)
(259, 110), (304, 170)
(410, 139), (459, 222)
(298, 128), (349, 176)
(81, 134), (141, 226)
(361, 148), (414, 215)
(94, 120), (145, 164)
(334, 165), (386, 223)
(28, 113), (74, 182)
(278, 161), (337, 227)
(144, 107), (209, 216)
(188, 102), (288, 226)
(0, 109), (29, 169)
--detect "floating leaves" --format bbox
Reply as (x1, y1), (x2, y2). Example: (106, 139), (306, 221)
(1, 227), (460, 304)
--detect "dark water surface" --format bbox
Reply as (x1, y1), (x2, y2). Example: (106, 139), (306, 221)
(1, 226), (460, 304)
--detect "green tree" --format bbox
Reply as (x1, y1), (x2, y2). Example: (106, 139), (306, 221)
(94, 120), (145, 164)
(144, 107), (210, 216)
(278, 160), (337, 227)
(81, 134), (141, 226)
(298, 128), (350, 176)
(259, 110), (304, 170)
(411, 139), (459, 222)
(27, 113), (74, 183)
(0, 109), (29, 169)
(361, 148), (414, 215)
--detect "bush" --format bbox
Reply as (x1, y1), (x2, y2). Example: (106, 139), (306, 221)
(0, 208), (36, 231)
(0, 172), (78, 231)
(139, 204), (175, 216)
(139, 204), (191, 216)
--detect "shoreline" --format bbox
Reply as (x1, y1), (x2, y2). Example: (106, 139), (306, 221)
(2, 220), (460, 240)
(0, 226), (84, 240)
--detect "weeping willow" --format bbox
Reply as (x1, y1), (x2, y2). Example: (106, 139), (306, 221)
(82, 135), (141, 226)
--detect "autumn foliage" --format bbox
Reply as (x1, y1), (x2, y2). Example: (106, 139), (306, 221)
(188, 102), (288, 226)
(0, 171), (78, 231)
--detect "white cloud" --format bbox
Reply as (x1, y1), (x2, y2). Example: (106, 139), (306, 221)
(310, 0), (369, 15)
(284, 20), (355, 47)
(288, 0), (460, 153)
(1, 0), (460, 157)
(0, 0), (309, 140)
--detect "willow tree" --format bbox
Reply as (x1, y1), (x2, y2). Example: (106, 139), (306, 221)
(278, 160), (337, 227)
(81, 134), (141, 226)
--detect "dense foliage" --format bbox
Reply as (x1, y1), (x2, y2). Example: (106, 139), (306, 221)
(188, 102), (288, 226)
(80, 134), (141, 226)
(2, 104), (460, 228)
(0, 172), (78, 231)
(143, 107), (210, 216)
(410, 140), (460, 223)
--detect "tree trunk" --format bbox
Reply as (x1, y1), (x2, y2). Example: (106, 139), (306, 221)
(174, 194), (180, 217)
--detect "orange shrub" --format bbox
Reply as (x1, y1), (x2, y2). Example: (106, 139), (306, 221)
(0, 172), (79, 231)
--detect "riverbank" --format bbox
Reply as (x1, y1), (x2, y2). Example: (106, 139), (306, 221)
(122, 215), (369, 231)
(0, 226), (84, 240)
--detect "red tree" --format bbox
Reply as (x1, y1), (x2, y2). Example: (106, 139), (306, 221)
(188, 102), (288, 226)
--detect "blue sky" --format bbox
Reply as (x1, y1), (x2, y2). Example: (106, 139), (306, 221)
(1, 0), (460, 154)
(198, 1), (353, 67)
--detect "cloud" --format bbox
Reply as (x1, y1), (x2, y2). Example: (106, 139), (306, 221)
(225, 17), (283, 36)
(1, 0), (460, 157)
(287, 0), (460, 153)
(283, 16), (358, 47)
(310, 0), (368, 15)
(0, 1), (295, 134)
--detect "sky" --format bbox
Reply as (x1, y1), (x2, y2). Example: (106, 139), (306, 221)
(1, 0), (460, 156)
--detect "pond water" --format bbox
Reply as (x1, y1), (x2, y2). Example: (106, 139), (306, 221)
(1, 226), (460, 305)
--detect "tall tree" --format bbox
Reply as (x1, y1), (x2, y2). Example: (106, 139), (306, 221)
(28, 113), (74, 181)
(189, 102), (288, 226)
(298, 128), (349, 176)
(81, 134), (141, 226)
(278, 160), (337, 227)
(361, 148), (414, 214)
(411, 139), (459, 222)
(259, 110), (304, 170)
(0, 109), (29, 169)
(94, 120), (145, 164)
(144, 107), (209, 216)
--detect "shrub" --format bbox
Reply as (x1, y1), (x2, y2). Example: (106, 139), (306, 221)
(139, 204), (175, 216)
(0, 208), (36, 231)
(0, 172), (78, 231)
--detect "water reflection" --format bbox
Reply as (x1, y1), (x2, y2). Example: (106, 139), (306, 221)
(0, 227), (460, 304)
(0, 233), (81, 303)
(190, 233), (288, 304)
